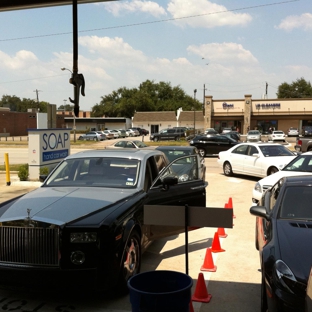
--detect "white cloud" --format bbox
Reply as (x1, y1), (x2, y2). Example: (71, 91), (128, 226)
(276, 13), (312, 31)
(100, 0), (167, 17)
(167, 0), (252, 28)
(187, 42), (258, 64)
(0, 50), (38, 70)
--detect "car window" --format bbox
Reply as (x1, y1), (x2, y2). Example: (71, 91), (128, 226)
(152, 155), (199, 187)
(115, 141), (125, 147)
(232, 145), (248, 155)
(248, 146), (258, 156)
(44, 157), (140, 188)
(259, 145), (293, 157)
(269, 180), (282, 212)
(280, 186), (312, 219)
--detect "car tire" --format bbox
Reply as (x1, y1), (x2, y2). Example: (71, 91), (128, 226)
(198, 148), (206, 157)
(267, 167), (278, 175)
(261, 273), (268, 312)
(153, 137), (159, 142)
(223, 162), (233, 176)
(93, 137), (98, 141)
(117, 230), (141, 293)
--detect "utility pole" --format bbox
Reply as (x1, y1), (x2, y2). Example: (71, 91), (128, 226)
(203, 84), (207, 115)
(194, 89), (197, 135)
(33, 89), (42, 111)
(265, 82), (268, 98)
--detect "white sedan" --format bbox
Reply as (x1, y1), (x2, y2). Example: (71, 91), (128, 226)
(217, 142), (297, 178)
(268, 130), (286, 142)
(252, 151), (312, 204)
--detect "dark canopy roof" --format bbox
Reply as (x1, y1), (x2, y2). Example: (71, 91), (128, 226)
(0, 0), (112, 12)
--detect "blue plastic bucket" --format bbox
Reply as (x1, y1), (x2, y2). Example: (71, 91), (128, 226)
(128, 270), (193, 312)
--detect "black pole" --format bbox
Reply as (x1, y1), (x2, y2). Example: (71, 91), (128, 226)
(72, 0), (78, 75)
(185, 204), (189, 275)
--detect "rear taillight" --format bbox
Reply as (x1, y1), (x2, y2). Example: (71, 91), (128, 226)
(297, 139), (302, 146)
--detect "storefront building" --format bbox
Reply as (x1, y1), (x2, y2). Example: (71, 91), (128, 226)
(204, 95), (312, 134)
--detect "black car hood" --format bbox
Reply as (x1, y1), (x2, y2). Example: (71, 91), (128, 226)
(0, 187), (136, 226)
(277, 220), (312, 282)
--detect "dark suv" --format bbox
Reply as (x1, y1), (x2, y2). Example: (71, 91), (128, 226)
(190, 135), (238, 157)
(150, 128), (186, 142)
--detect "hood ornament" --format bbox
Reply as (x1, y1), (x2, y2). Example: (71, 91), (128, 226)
(25, 209), (35, 227)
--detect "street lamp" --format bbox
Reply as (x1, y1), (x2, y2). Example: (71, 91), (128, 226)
(61, 67), (72, 74)
(194, 89), (197, 135)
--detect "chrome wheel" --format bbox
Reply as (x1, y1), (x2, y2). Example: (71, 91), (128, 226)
(153, 137), (159, 142)
(118, 231), (141, 292)
(223, 162), (233, 176)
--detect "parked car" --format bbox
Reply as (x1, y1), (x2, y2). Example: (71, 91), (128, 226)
(105, 140), (148, 149)
(102, 130), (115, 140)
(252, 151), (312, 204)
(116, 129), (127, 138)
(189, 135), (239, 157)
(0, 149), (207, 292)
(156, 146), (206, 181)
(222, 132), (240, 142)
(246, 130), (261, 142)
(150, 128), (186, 142)
(217, 142), (297, 178)
(78, 131), (106, 141)
(222, 127), (232, 134)
(126, 129), (140, 137)
(129, 127), (149, 136)
(287, 127), (299, 137)
(268, 130), (286, 142)
(250, 175), (312, 312)
(302, 126), (312, 136)
(204, 128), (218, 135)
(110, 129), (121, 138)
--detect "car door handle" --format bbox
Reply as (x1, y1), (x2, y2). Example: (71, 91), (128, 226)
(191, 182), (208, 190)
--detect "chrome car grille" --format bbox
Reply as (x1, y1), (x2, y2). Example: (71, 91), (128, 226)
(0, 227), (59, 267)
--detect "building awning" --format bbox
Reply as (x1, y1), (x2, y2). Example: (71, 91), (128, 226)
(0, 0), (112, 12)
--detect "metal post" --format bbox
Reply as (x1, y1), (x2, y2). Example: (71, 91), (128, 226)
(194, 89), (197, 135)
(73, 111), (76, 142)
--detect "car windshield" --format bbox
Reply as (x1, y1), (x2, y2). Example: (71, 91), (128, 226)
(160, 150), (192, 162)
(258, 145), (294, 157)
(282, 155), (312, 172)
(134, 141), (147, 148)
(280, 186), (312, 220)
(248, 131), (260, 135)
(44, 157), (140, 188)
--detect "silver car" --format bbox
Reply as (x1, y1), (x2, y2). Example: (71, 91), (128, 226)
(246, 130), (261, 142)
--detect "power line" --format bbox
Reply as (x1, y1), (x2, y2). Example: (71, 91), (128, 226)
(0, 0), (299, 42)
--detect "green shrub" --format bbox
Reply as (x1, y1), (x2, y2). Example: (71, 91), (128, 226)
(40, 166), (49, 175)
(18, 164), (29, 181)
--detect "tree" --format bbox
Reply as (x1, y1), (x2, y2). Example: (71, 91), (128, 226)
(276, 77), (312, 98)
(0, 95), (48, 112)
(91, 80), (202, 118)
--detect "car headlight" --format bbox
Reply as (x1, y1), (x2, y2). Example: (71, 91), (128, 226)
(70, 232), (97, 243)
(178, 174), (189, 182)
(254, 182), (262, 193)
(190, 140), (194, 144)
(274, 260), (297, 294)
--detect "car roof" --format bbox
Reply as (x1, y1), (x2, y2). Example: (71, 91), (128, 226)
(235, 142), (287, 146)
(65, 148), (164, 161)
(156, 146), (196, 151)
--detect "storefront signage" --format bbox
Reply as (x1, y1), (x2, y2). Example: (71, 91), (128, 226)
(256, 103), (281, 109)
(222, 102), (234, 109)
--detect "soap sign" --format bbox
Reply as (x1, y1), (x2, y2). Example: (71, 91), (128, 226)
(41, 130), (70, 163)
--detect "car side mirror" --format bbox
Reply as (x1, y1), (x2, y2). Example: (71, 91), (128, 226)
(162, 176), (178, 191)
(250, 206), (270, 221)
(252, 153), (260, 157)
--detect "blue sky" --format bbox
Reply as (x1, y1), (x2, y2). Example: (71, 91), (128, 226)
(0, 0), (311, 111)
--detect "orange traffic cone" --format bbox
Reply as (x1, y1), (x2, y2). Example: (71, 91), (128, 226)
(211, 232), (225, 253)
(227, 197), (236, 218)
(200, 248), (217, 272)
(189, 301), (194, 312)
(217, 227), (228, 238)
(192, 272), (212, 303)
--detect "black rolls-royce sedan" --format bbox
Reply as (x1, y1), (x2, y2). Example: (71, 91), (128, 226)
(0, 149), (207, 292)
